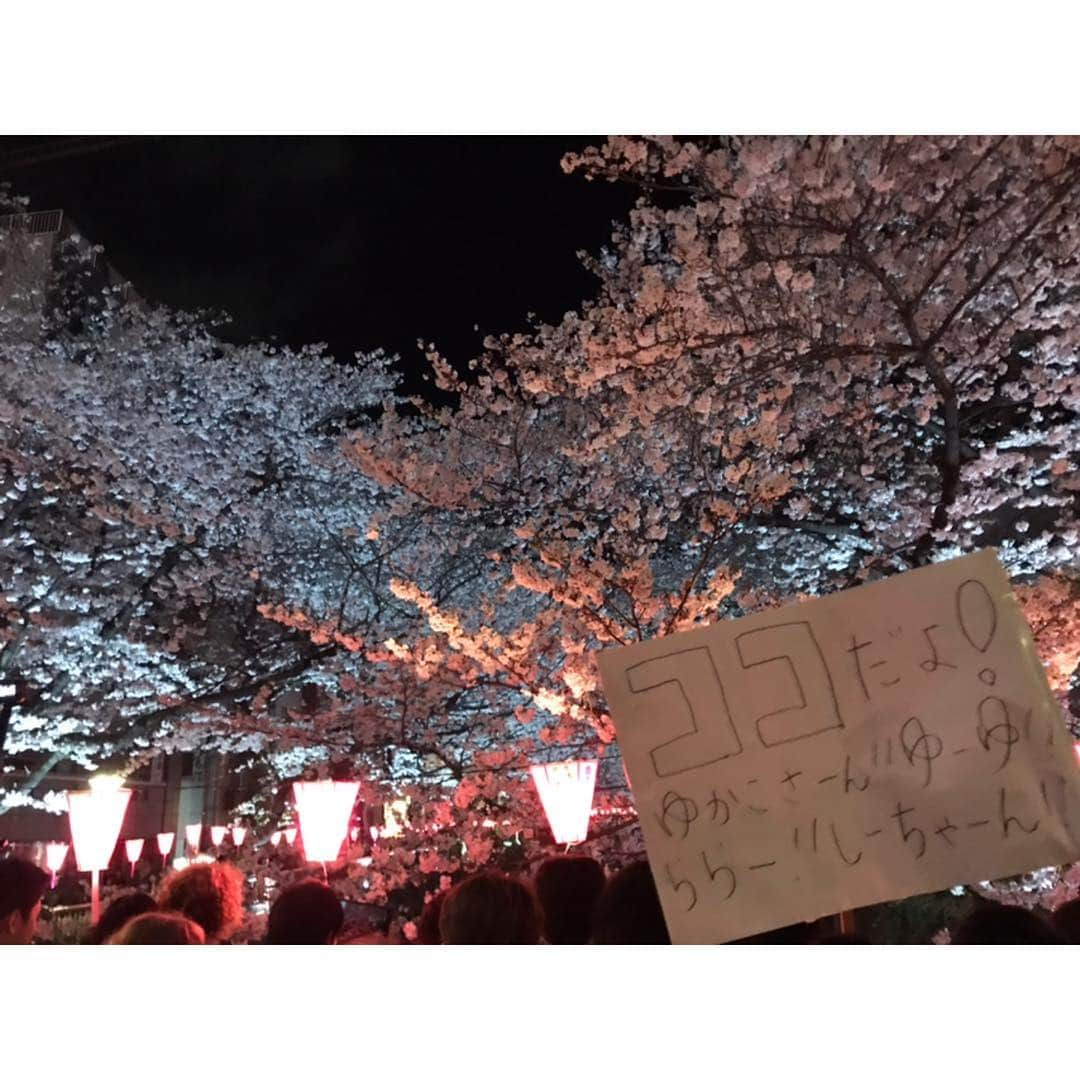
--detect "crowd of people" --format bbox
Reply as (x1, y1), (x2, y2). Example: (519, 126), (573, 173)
(2, 852), (1079, 945)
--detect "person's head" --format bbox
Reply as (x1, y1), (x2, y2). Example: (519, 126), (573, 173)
(951, 904), (1065, 945)
(417, 890), (447, 945)
(591, 861), (670, 944)
(534, 855), (606, 944)
(266, 880), (344, 945)
(439, 871), (541, 945)
(0, 857), (49, 945)
(157, 862), (244, 943)
(84, 891), (157, 944)
(108, 911), (205, 944)
(1051, 899), (1080, 944)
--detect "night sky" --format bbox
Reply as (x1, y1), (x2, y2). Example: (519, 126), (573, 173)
(0, 136), (635, 386)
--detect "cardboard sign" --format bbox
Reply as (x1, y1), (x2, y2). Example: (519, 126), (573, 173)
(596, 551), (1080, 943)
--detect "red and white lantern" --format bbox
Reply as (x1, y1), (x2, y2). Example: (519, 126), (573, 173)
(292, 780), (360, 863)
(125, 838), (145, 877)
(66, 775), (132, 923)
(45, 841), (69, 888)
(184, 823), (202, 854)
(157, 832), (175, 865)
(529, 759), (598, 846)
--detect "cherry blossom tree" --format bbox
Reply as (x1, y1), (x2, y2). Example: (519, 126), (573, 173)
(8, 136), (1080, 915)
(1, 208), (632, 890)
(346, 137), (1080, 764)
(0, 218), (403, 810)
(327, 138), (1080, 908)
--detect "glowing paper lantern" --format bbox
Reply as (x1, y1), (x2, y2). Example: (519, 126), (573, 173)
(125, 838), (145, 877)
(66, 775), (132, 923)
(529, 759), (598, 845)
(231, 826), (247, 846)
(184, 823), (202, 853)
(45, 841), (69, 888)
(270, 830), (282, 847)
(157, 832), (175, 863)
(283, 827), (297, 846)
(292, 780), (360, 863)
(67, 776), (131, 871)
(210, 825), (227, 847)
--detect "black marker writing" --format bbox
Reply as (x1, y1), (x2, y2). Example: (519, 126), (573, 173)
(656, 791), (699, 840)
(665, 861), (698, 912)
(736, 621), (845, 747)
(900, 715), (943, 789)
(891, 802), (926, 859)
(934, 818), (959, 847)
(998, 787), (1038, 839)
(829, 823), (863, 866)
(707, 790), (731, 825)
(627, 646), (743, 777)
(700, 851), (737, 899)
(920, 624), (957, 672)
(849, 635), (874, 701)
(780, 769), (803, 793)
(976, 696), (1020, 773)
(956, 578), (997, 654)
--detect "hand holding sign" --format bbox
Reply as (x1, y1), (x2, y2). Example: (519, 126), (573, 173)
(596, 550), (1080, 944)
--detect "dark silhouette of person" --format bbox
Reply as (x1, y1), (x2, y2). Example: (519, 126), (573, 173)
(731, 921), (821, 944)
(416, 890), (448, 945)
(534, 855), (605, 944)
(84, 891), (157, 944)
(109, 911), (205, 944)
(0, 857), (49, 945)
(439, 872), (541, 945)
(1051, 898), (1080, 944)
(266, 880), (344, 945)
(591, 861), (670, 944)
(951, 903), (1065, 944)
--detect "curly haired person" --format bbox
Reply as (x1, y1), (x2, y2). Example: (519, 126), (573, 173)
(157, 862), (245, 943)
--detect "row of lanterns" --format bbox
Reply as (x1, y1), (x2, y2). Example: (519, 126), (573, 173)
(56, 762), (601, 923)
(43, 825), (303, 887)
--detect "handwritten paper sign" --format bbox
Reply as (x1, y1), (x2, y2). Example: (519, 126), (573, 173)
(596, 550), (1080, 943)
